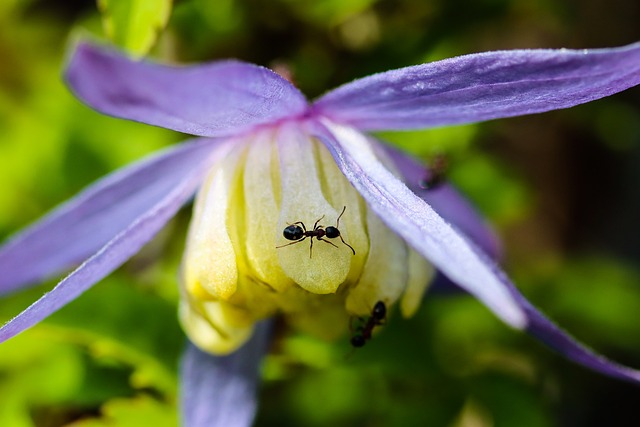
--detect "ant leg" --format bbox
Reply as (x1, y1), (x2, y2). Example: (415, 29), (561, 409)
(335, 206), (347, 228)
(276, 236), (306, 249)
(309, 237), (314, 258)
(291, 221), (307, 233)
(333, 206), (355, 255)
(312, 215), (325, 230)
(338, 235), (356, 255)
(349, 316), (365, 334)
(318, 236), (339, 249)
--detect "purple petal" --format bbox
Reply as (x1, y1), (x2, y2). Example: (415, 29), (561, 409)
(313, 42), (640, 131)
(379, 143), (500, 259)
(314, 120), (526, 328)
(181, 322), (272, 427)
(379, 143), (502, 295)
(0, 141), (225, 343)
(0, 138), (223, 295)
(523, 298), (640, 383)
(318, 121), (640, 383)
(481, 248), (640, 383)
(65, 42), (309, 138)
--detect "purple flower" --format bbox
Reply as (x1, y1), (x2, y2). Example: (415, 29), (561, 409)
(1, 41), (640, 426)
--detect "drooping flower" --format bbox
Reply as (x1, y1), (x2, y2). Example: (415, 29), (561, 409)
(1, 41), (640, 425)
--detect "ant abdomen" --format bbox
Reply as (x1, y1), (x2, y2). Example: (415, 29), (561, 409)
(283, 224), (304, 240)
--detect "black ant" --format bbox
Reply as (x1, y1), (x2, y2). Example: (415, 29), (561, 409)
(276, 206), (356, 258)
(419, 154), (447, 190)
(350, 301), (387, 348)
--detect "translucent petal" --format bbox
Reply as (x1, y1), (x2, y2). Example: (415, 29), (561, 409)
(183, 149), (243, 300)
(242, 131), (294, 291)
(179, 300), (254, 355)
(314, 143), (369, 285)
(276, 125), (352, 294)
(346, 209), (408, 315)
(401, 248), (435, 318)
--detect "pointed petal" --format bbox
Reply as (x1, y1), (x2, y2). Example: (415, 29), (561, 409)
(522, 294), (640, 383)
(484, 249), (640, 383)
(315, 120), (526, 328)
(379, 143), (500, 259)
(378, 143), (501, 294)
(65, 42), (309, 138)
(0, 138), (223, 295)
(0, 142), (226, 343)
(317, 121), (640, 383)
(313, 42), (640, 131)
(181, 322), (272, 427)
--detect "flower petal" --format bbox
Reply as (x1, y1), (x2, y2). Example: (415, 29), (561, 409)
(0, 138), (223, 295)
(315, 120), (526, 328)
(318, 121), (640, 383)
(313, 42), (640, 131)
(484, 249), (640, 383)
(183, 147), (243, 300)
(378, 143), (502, 294)
(276, 125), (352, 294)
(65, 42), (309, 138)
(378, 143), (501, 259)
(0, 141), (225, 343)
(180, 322), (272, 427)
(521, 300), (640, 383)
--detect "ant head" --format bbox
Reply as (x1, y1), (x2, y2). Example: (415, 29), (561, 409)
(325, 226), (340, 238)
(283, 224), (304, 241)
(372, 301), (386, 319)
(350, 335), (366, 347)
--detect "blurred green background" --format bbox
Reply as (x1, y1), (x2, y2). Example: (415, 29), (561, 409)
(1, 0), (640, 426)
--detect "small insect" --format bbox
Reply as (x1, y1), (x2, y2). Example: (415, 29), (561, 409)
(276, 206), (356, 258)
(350, 301), (387, 348)
(419, 154), (447, 190)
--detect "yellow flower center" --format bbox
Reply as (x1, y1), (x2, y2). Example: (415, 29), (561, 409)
(180, 122), (434, 354)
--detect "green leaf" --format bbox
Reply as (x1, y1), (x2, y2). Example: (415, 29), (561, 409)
(98, 0), (173, 56)
(67, 395), (177, 427)
(0, 276), (183, 399)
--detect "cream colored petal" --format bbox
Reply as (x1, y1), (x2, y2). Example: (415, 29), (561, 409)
(366, 138), (436, 317)
(285, 296), (351, 341)
(228, 274), (280, 320)
(276, 124), (351, 294)
(183, 148), (243, 300)
(346, 209), (408, 316)
(314, 142), (369, 285)
(400, 249), (435, 318)
(242, 130), (294, 291)
(179, 300), (254, 355)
